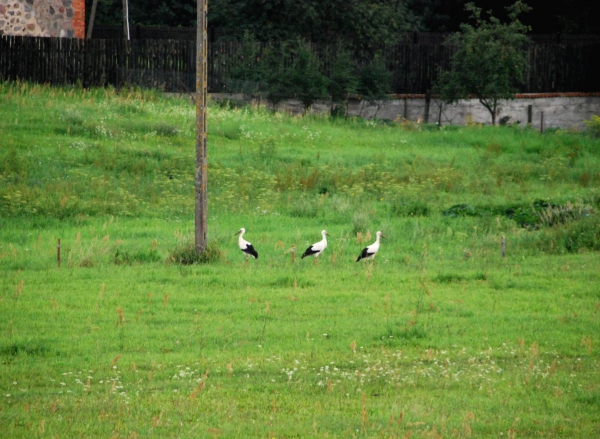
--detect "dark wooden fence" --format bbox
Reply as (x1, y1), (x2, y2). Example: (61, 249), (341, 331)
(0, 37), (197, 92)
(1, 34), (599, 94)
(92, 25), (197, 41)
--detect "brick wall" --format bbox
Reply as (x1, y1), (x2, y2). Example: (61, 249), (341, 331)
(0, 0), (85, 38)
(73, 0), (84, 38)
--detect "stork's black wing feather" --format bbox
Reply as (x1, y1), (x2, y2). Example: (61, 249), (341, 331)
(243, 244), (259, 259)
(356, 247), (371, 262)
(301, 246), (319, 259)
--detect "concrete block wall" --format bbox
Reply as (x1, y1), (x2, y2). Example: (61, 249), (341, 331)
(419, 93), (600, 130)
(0, 0), (85, 38)
(212, 93), (600, 130)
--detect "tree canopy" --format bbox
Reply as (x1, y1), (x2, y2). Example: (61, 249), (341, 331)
(86, 0), (197, 27)
(436, 1), (531, 124)
(86, 0), (600, 35)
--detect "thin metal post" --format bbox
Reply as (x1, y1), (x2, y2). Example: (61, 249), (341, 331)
(195, 0), (208, 255)
(57, 239), (61, 268)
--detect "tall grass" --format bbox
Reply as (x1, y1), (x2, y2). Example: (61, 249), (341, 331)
(1, 82), (599, 438)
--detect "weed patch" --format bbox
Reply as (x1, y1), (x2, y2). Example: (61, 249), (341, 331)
(433, 272), (487, 283)
(380, 326), (428, 344)
(443, 199), (594, 229)
(0, 343), (50, 357)
(168, 240), (223, 264)
(114, 248), (162, 265)
(391, 200), (431, 217)
(530, 215), (600, 253)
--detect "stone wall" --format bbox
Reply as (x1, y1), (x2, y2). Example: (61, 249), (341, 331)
(211, 93), (600, 131)
(0, 0), (85, 38)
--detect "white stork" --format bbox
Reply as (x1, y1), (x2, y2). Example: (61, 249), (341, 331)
(356, 231), (384, 263)
(234, 228), (258, 260)
(301, 230), (330, 263)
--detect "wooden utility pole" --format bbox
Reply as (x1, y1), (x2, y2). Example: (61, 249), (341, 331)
(195, 0), (208, 255)
(122, 0), (130, 40)
(86, 0), (99, 39)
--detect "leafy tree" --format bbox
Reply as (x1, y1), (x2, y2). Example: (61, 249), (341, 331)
(434, 0), (600, 34)
(526, 0), (600, 33)
(256, 40), (328, 112)
(259, 42), (293, 107)
(85, 0), (121, 26)
(86, 0), (600, 35)
(85, 0), (196, 27)
(285, 41), (328, 113)
(436, 1), (531, 124)
(326, 0), (418, 55)
(208, 0), (321, 43)
(326, 44), (358, 117)
(357, 54), (392, 105)
(410, 0), (451, 31)
(223, 33), (265, 96)
(208, 0), (419, 54)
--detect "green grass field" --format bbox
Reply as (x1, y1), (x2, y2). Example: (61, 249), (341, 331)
(1, 81), (599, 438)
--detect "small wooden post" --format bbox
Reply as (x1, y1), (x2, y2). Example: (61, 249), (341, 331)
(527, 105), (532, 125)
(501, 235), (505, 258)
(57, 239), (61, 268)
(424, 89), (431, 124)
(540, 111), (544, 134)
(290, 245), (296, 264)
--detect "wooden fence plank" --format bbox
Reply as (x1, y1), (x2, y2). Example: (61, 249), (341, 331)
(1, 35), (598, 94)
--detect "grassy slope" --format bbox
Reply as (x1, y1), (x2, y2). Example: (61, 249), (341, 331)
(0, 82), (599, 438)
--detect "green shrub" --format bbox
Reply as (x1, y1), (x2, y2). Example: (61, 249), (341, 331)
(0, 148), (29, 179)
(286, 40), (328, 112)
(356, 54), (392, 104)
(222, 32), (265, 96)
(391, 200), (431, 217)
(154, 123), (180, 137)
(168, 240), (223, 265)
(442, 203), (484, 218)
(540, 215), (600, 253)
(443, 199), (594, 229)
(114, 249), (162, 265)
(326, 44), (357, 115)
(352, 210), (370, 234)
(583, 115), (600, 137)
(286, 194), (319, 218)
(537, 200), (594, 227)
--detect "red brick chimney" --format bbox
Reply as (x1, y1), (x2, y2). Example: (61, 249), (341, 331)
(73, 0), (86, 39)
